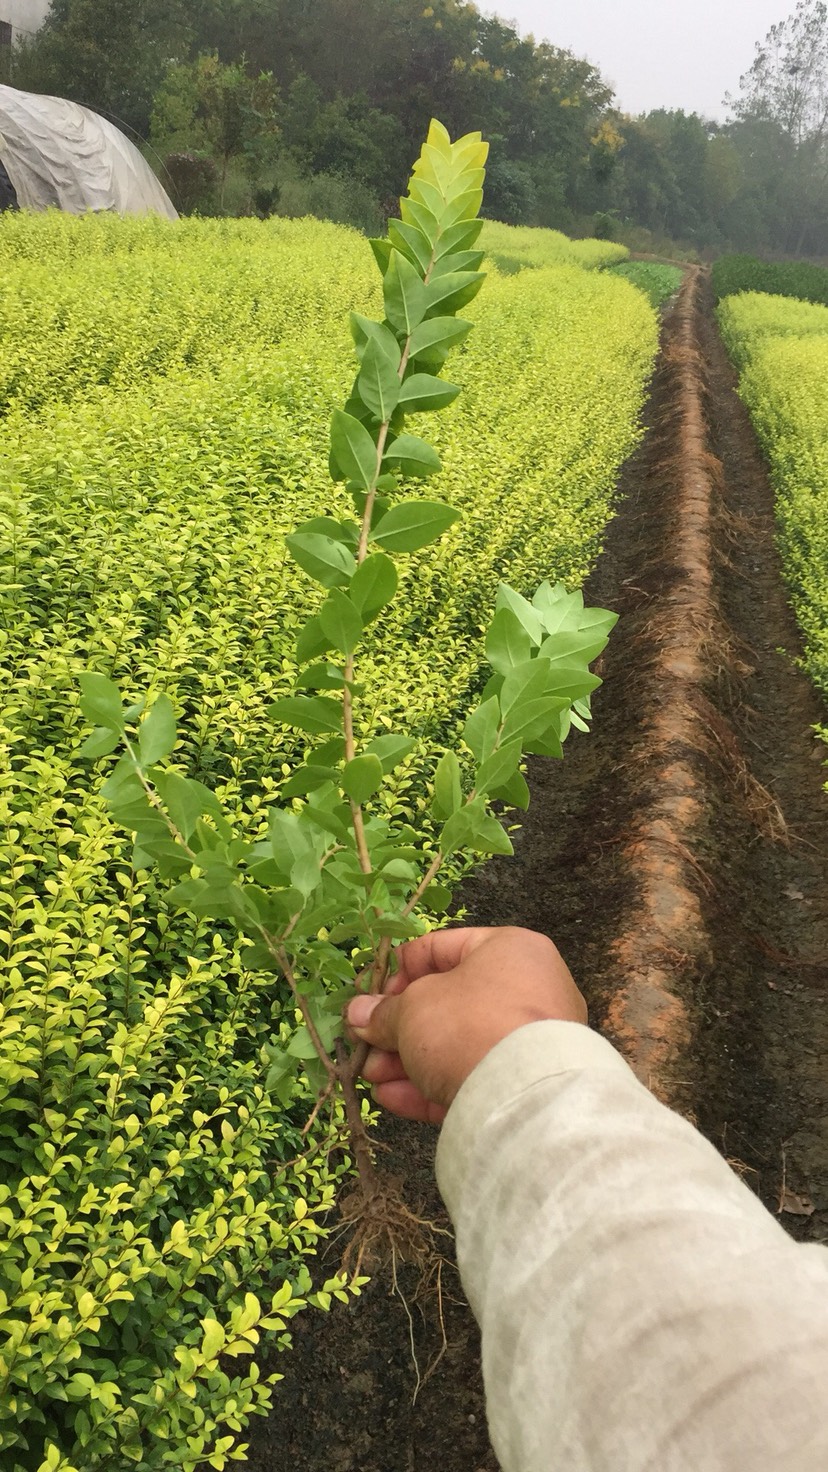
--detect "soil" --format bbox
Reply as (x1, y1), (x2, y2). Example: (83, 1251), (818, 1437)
(246, 271), (828, 1472)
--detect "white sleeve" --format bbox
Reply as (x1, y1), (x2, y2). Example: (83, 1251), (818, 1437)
(435, 1021), (828, 1472)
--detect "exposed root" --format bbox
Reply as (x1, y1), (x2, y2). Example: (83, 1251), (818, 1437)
(338, 1170), (449, 1276)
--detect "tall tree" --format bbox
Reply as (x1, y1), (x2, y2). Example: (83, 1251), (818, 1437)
(727, 1), (828, 253)
(13, 0), (193, 135)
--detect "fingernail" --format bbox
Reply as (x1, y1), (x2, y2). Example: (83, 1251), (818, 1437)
(347, 994), (381, 1030)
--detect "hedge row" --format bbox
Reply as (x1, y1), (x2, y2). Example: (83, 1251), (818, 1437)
(608, 261), (684, 308)
(0, 213), (657, 1470)
(712, 253), (828, 308)
(479, 218), (629, 275)
(718, 291), (828, 731)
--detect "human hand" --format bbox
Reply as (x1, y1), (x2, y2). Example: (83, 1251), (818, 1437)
(346, 926), (587, 1124)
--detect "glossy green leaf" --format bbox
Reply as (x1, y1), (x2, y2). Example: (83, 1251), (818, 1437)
(424, 270), (485, 317)
(79, 726), (121, 759)
(398, 196), (440, 246)
(433, 217), (484, 259)
(397, 374), (461, 413)
(364, 734), (416, 772)
(349, 553), (398, 622)
(295, 613), (333, 664)
(441, 796), (512, 856)
(381, 435), (442, 479)
(383, 250), (427, 335)
(138, 695), (176, 766)
(79, 672), (124, 731)
(342, 754), (384, 804)
(423, 882), (452, 913)
(485, 607), (533, 675)
(496, 583), (545, 644)
(295, 662), (345, 691)
(370, 500), (459, 553)
(329, 409), (379, 490)
(491, 768), (531, 810)
(462, 696), (501, 761)
(475, 739), (522, 796)
(388, 220), (433, 275)
(431, 750), (463, 820)
(268, 695), (342, 735)
(408, 315), (473, 361)
(357, 337), (401, 422)
(318, 590), (363, 655)
(286, 532), (356, 589)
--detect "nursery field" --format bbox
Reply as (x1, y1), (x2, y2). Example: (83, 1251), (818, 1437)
(718, 291), (828, 732)
(0, 211), (658, 1470)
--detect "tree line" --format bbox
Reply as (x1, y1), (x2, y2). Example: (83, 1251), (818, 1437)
(8, 0), (828, 257)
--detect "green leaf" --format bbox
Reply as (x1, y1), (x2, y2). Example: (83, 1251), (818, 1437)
(383, 250), (427, 335)
(368, 237), (393, 275)
(432, 750), (463, 820)
(496, 583), (545, 644)
(423, 882), (452, 913)
(500, 657), (554, 717)
(364, 734), (416, 772)
(371, 499), (459, 553)
(342, 754), (384, 804)
(294, 514), (359, 547)
(441, 796), (513, 857)
(433, 218), (484, 259)
(475, 739), (522, 796)
(462, 696), (501, 761)
(538, 665), (601, 700)
(280, 764), (339, 799)
(538, 628), (612, 666)
(501, 695), (568, 749)
(408, 315), (473, 361)
(357, 337), (401, 422)
(269, 696), (342, 735)
(349, 314), (401, 363)
(440, 189), (484, 228)
(153, 771), (214, 841)
(349, 553), (398, 622)
(371, 913), (426, 940)
(397, 374), (461, 413)
(388, 219), (433, 274)
(424, 270), (485, 317)
(79, 726), (121, 759)
(430, 248), (485, 277)
(382, 434), (442, 479)
(286, 532), (357, 589)
(318, 590), (363, 656)
(295, 662), (345, 691)
(408, 175), (444, 217)
(491, 769), (531, 810)
(138, 695), (176, 766)
(399, 196), (440, 247)
(486, 607), (533, 675)
(201, 1319), (225, 1362)
(295, 614), (333, 664)
(329, 409), (379, 490)
(79, 672), (125, 731)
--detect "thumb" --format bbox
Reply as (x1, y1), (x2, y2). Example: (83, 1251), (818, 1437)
(347, 991), (401, 1051)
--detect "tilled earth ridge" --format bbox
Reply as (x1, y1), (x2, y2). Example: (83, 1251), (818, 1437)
(247, 271), (828, 1472)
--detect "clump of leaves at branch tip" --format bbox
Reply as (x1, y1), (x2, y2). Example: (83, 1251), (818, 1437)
(80, 118), (617, 1243)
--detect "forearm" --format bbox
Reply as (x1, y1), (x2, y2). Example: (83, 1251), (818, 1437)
(436, 1022), (828, 1472)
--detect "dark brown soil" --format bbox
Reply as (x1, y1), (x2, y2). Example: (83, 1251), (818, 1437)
(245, 273), (828, 1472)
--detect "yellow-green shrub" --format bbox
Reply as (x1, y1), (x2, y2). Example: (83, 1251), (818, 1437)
(1, 211), (657, 1469)
(480, 219), (629, 273)
(717, 291), (828, 738)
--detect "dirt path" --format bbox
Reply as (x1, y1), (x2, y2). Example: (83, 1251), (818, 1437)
(247, 271), (828, 1472)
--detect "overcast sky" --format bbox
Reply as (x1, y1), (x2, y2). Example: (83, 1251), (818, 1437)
(487, 0), (791, 119)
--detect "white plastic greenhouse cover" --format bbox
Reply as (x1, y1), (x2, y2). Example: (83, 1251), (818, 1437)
(0, 84), (177, 218)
